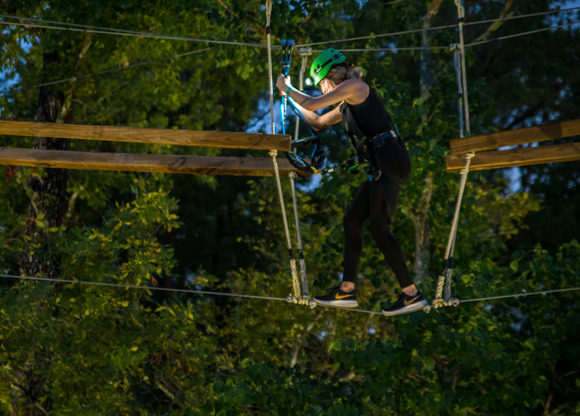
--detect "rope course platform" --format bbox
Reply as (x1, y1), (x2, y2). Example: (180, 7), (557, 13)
(0, 120), (309, 177)
(0, 120), (291, 151)
(2, 1), (578, 315)
(446, 118), (580, 172)
(0, 147), (302, 177)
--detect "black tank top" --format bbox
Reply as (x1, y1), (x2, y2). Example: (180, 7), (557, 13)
(341, 88), (393, 139)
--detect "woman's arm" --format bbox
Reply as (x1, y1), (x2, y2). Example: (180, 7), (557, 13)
(290, 101), (343, 130)
(276, 75), (368, 111)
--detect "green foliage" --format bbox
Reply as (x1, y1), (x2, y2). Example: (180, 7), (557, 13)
(0, 0), (579, 414)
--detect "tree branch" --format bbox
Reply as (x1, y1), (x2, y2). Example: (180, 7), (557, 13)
(472, 0), (515, 44)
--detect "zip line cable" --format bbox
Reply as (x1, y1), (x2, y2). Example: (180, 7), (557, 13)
(334, 46), (449, 53)
(1, 273), (579, 315)
(308, 18), (579, 53)
(294, 6), (580, 48)
(0, 14), (149, 36)
(326, 19), (580, 53)
(0, 19), (266, 48)
(0, 17), (446, 52)
(2, 5), (578, 52)
(466, 20), (580, 47)
(295, 24), (459, 48)
(5, 13), (572, 96)
(1, 48), (211, 94)
(463, 5), (580, 27)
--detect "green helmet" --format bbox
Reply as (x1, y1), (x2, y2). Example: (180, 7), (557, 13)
(309, 48), (346, 86)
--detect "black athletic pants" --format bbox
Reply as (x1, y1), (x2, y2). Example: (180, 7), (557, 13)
(342, 136), (414, 288)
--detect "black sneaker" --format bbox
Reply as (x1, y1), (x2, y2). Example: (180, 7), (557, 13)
(381, 291), (428, 316)
(314, 286), (358, 308)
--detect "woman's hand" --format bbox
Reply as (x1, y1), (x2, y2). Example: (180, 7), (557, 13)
(276, 74), (291, 95)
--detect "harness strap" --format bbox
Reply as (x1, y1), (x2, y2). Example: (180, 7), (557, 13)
(340, 102), (399, 181)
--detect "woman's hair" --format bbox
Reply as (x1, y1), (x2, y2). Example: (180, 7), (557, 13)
(326, 63), (364, 84)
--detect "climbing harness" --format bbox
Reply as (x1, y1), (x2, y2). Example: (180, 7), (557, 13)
(339, 100), (402, 185)
(284, 97), (326, 174)
(285, 135), (325, 174)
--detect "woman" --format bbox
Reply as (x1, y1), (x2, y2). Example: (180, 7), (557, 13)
(276, 48), (427, 316)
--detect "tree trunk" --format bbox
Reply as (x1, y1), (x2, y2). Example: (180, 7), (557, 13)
(21, 50), (70, 279)
(20, 29), (92, 278)
(16, 32), (92, 414)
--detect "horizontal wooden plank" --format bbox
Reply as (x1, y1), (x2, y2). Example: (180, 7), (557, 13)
(0, 148), (310, 177)
(450, 119), (580, 154)
(0, 120), (291, 151)
(446, 142), (580, 172)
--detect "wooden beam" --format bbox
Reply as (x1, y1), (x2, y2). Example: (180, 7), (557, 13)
(449, 119), (580, 154)
(446, 142), (580, 172)
(0, 148), (310, 177)
(0, 120), (291, 151)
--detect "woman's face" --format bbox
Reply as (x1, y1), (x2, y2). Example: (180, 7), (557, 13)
(318, 66), (345, 94)
(318, 77), (334, 94)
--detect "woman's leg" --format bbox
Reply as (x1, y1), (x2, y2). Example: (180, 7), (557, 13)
(342, 180), (372, 286)
(313, 181), (371, 307)
(367, 176), (414, 289)
(369, 137), (414, 289)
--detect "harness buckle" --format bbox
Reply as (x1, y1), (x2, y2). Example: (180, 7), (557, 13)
(369, 130), (397, 148)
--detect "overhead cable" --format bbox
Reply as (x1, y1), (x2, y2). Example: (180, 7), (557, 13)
(0, 14), (147, 35)
(295, 6), (580, 49)
(0, 19), (265, 48)
(464, 5), (580, 28)
(2, 48), (211, 94)
(466, 20), (580, 47)
(2, 6), (578, 52)
(295, 24), (459, 48)
(312, 19), (579, 54)
(3, 48), (211, 94)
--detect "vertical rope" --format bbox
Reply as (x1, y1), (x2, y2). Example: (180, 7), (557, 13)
(289, 172), (309, 298)
(434, 153), (474, 304)
(434, 2), (474, 307)
(455, 0), (471, 136)
(453, 46), (465, 139)
(264, 2), (303, 304)
(270, 151), (302, 301)
(290, 48), (313, 300)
